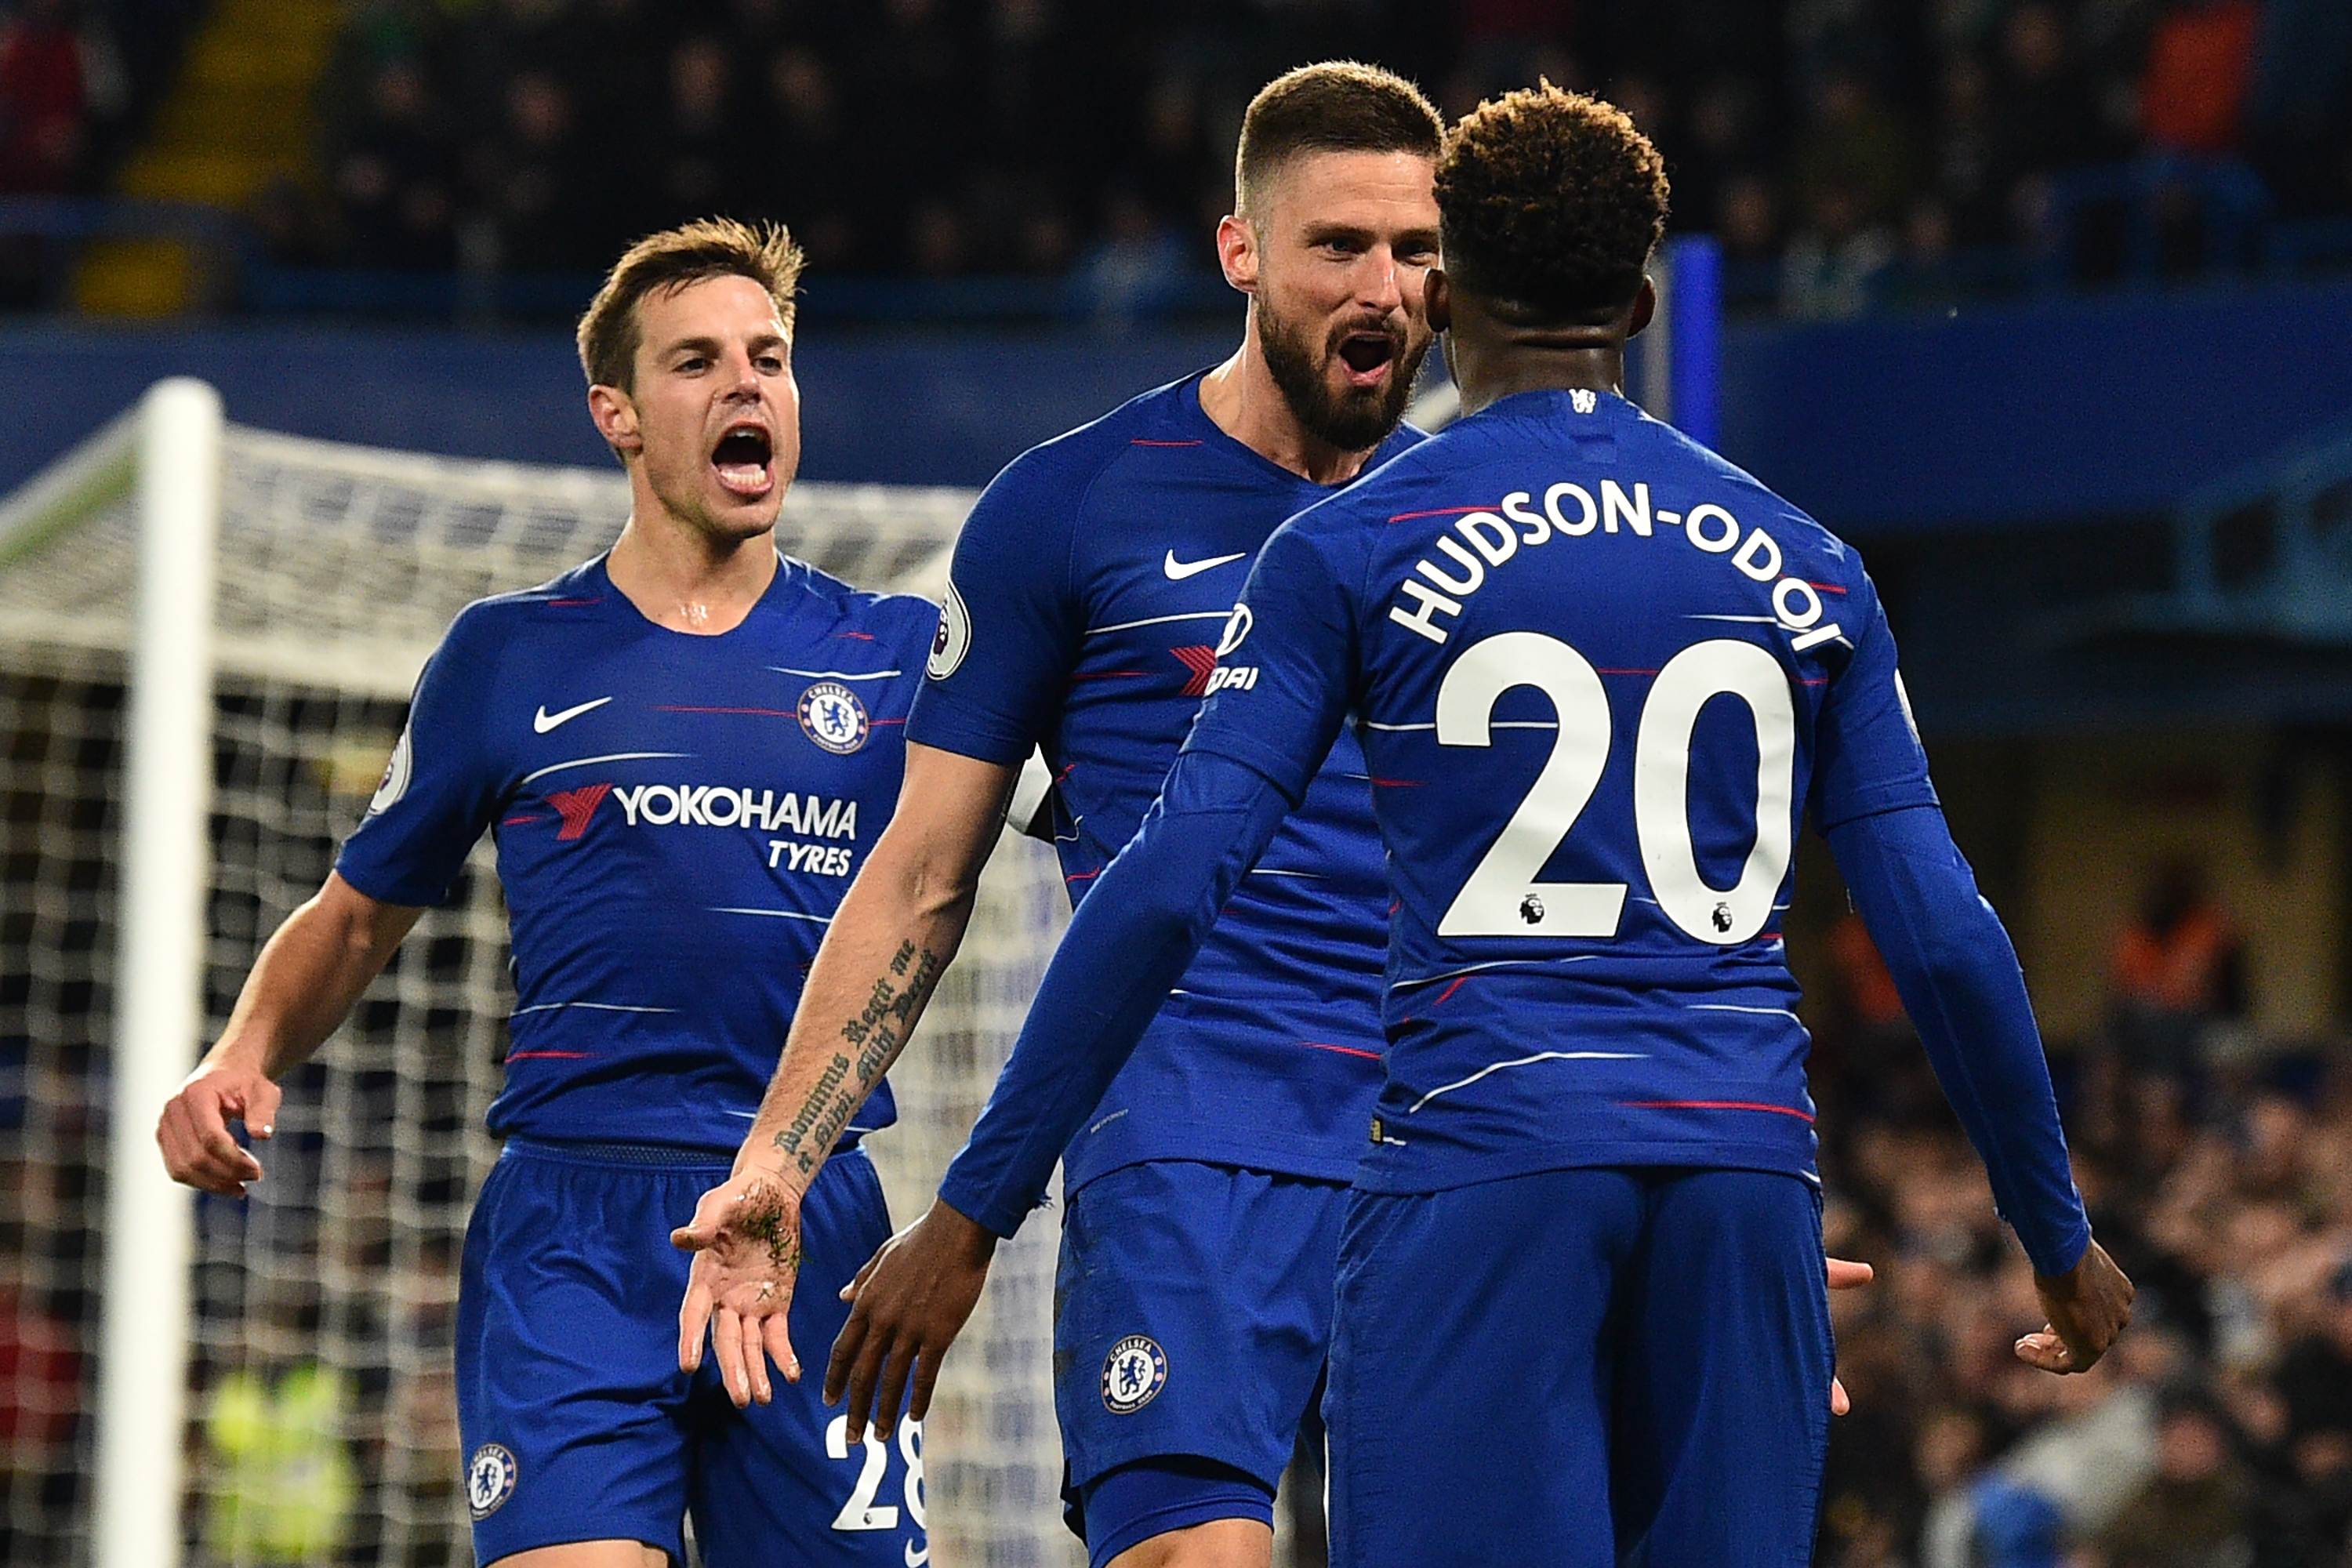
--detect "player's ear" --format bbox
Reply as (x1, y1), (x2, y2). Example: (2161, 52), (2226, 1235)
(1217, 212), (1258, 295)
(1627, 276), (1657, 339)
(1426, 267), (1453, 335)
(588, 383), (643, 457)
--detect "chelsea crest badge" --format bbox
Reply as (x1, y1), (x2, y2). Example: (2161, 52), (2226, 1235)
(798, 681), (870, 755)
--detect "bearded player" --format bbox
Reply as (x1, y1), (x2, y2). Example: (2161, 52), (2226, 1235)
(157, 220), (933, 1568)
(673, 63), (1442, 1568)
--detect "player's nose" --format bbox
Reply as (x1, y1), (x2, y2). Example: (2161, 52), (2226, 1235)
(1358, 249), (1405, 312)
(718, 348), (762, 397)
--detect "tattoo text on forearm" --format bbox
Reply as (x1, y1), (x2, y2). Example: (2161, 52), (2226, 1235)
(774, 940), (943, 1174)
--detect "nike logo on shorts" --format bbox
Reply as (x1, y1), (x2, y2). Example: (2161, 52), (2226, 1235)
(1163, 550), (1247, 580)
(533, 696), (613, 733)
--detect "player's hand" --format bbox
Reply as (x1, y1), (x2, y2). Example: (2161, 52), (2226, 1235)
(1827, 1255), (1873, 1416)
(156, 1051), (280, 1196)
(2016, 1240), (2132, 1374)
(673, 1167), (809, 1408)
(827, 1197), (999, 1441)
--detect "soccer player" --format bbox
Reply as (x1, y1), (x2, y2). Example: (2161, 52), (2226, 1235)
(793, 88), (2139, 1566)
(154, 220), (934, 1568)
(673, 62), (1443, 1568)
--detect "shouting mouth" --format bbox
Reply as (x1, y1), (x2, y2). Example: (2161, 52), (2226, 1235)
(1336, 330), (1401, 390)
(711, 420), (775, 498)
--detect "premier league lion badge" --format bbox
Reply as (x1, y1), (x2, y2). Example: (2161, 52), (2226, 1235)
(1101, 1334), (1167, 1414)
(798, 681), (870, 755)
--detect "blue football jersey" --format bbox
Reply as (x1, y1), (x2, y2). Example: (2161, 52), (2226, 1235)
(1182, 388), (1939, 1192)
(908, 373), (1421, 1189)
(336, 554), (934, 1152)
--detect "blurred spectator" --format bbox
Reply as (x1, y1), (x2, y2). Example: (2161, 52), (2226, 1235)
(762, 45), (864, 272)
(1076, 187), (1196, 322)
(2092, 1388), (2254, 1568)
(648, 35), (750, 235)
(277, 0), (2352, 309)
(2140, 0), (2259, 157)
(331, 57), (455, 271)
(2108, 859), (2248, 1077)
(469, 69), (601, 276)
(0, 0), (85, 194)
(1991, 3), (2105, 238)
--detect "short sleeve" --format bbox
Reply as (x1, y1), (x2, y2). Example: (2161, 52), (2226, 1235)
(334, 608), (507, 907)
(1178, 513), (1359, 804)
(906, 449), (1091, 764)
(1807, 571), (1940, 832)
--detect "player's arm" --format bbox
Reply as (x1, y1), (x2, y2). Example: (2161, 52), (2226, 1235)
(157, 874), (423, 1196)
(1812, 586), (2131, 1372)
(159, 610), (501, 1196)
(827, 521), (1358, 1439)
(673, 449), (1091, 1406)
(670, 741), (1018, 1405)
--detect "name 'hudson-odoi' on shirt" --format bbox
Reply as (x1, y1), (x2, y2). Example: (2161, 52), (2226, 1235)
(1385, 477), (1845, 652)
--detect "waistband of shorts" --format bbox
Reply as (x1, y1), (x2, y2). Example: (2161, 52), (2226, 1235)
(499, 1132), (869, 1170)
(500, 1134), (736, 1169)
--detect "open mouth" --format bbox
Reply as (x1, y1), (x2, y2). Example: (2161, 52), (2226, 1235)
(1337, 331), (1399, 387)
(711, 422), (775, 497)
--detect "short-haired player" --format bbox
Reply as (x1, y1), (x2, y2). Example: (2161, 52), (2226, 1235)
(673, 62), (1443, 1568)
(837, 86), (2134, 1566)
(158, 220), (936, 1568)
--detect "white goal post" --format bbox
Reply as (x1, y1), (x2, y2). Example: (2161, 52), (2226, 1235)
(0, 381), (1078, 1568)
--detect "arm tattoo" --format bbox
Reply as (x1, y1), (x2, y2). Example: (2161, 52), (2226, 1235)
(773, 946), (946, 1174)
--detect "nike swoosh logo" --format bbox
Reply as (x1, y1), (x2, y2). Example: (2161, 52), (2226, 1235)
(1163, 550), (1247, 581)
(533, 697), (613, 733)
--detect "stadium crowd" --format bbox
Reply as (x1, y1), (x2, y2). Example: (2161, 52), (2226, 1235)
(1811, 865), (2352, 1568)
(263, 0), (2352, 315)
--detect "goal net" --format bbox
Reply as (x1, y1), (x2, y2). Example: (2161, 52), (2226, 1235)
(0, 383), (1078, 1568)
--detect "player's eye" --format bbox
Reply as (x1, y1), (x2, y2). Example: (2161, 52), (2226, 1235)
(675, 355), (708, 373)
(754, 354), (785, 372)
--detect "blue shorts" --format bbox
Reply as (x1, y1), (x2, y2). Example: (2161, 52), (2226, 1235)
(456, 1138), (924, 1568)
(1327, 1167), (1831, 1568)
(1054, 1160), (1344, 1548)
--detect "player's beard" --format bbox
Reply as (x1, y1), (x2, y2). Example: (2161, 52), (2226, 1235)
(1257, 303), (1428, 454)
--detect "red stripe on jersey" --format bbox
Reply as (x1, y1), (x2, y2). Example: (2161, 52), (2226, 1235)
(1303, 1041), (1381, 1059)
(544, 597), (603, 607)
(657, 706), (795, 716)
(1073, 670), (1151, 681)
(1370, 777), (1422, 787)
(1065, 868), (1102, 882)
(1387, 504), (1497, 522)
(1622, 1099), (1815, 1121)
(1806, 583), (1848, 593)
(1432, 976), (1468, 1006)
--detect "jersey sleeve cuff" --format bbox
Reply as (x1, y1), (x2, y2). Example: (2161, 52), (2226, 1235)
(904, 696), (1036, 768)
(1811, 778), (1941, 834)
(1178, 728), (1310, 808)
(332, 848), (447, 909)
(2019, 1212), (2092, 1281)
(936, 1162), (1037, 1240)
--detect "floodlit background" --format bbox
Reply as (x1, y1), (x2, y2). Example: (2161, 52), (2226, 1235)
(1, 2), (2351, 1566)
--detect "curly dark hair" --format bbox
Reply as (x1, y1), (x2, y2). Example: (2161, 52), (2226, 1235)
(1436, 84), (1669, 322)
